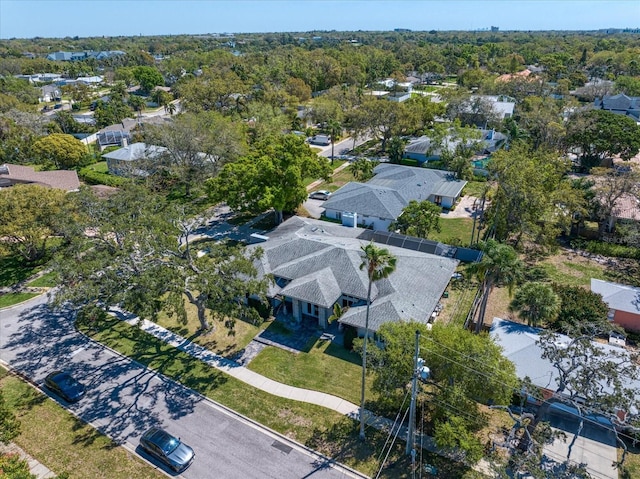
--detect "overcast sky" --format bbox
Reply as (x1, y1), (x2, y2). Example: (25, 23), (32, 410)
(0, 0), (638, 39)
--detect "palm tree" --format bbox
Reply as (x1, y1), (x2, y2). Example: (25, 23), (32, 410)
(359, 242), (397, 440)
(468, 240), (523, 333)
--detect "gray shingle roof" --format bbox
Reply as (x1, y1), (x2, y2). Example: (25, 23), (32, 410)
(102, 142), (167, 162)
(591, 279), (640, 315)
(324, 164), (466, 220)
(248, 216), (458, 331)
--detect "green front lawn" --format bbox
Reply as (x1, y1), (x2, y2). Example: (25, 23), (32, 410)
(154, 297), (268, 358)
(0, 293), (38, 308)
(430, 217), (474, 245)
(27, 271), (58, 288)
(247, 338), (374, 406)
(463, 181), (491, 198)
(0, 368), (165, 479)
(0, 254), (44, 287)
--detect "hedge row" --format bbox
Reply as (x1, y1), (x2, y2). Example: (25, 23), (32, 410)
(78, 167), (129, 187)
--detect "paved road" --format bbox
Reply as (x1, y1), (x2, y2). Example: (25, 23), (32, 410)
(0, 296), (364, 479)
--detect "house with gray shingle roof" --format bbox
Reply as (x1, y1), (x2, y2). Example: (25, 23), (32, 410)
(247, 216), (457, 334)
(0, 163), (79, 191)
(102, 142), (167, 177)
(591, 279), (640, 332)
(594, 94), (640, 122)
(322, 164), (466, 231)
(404, 129), (507, 164)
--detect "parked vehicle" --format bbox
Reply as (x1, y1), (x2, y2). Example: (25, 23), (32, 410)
(139, 427), (195, 472)
(44, 371), (86, 402)
(309, 190), (332, 200)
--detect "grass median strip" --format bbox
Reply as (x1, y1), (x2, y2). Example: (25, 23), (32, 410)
(0, 367), (166, 479)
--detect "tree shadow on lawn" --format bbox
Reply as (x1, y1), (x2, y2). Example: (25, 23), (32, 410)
(4, 304), (213, 446)
(0, 254), (44, 287)
(322, 342), (361, 366)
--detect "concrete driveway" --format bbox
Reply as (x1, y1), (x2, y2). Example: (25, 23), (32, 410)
(540, 404), (618, 479)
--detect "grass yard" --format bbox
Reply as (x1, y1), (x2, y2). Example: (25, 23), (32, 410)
(0, 367), (165, 479)
(247, 338), (374, 406)
(154, 299), (268, 358)
(430, 217), (474, 245)
(0, 292), (38, 308)
(0, 254), (45, 287)
(27, 270), (58, 288)
(80, 316), (346, 444)
(463, 181), (491, 198)
(620, 446), (640, 479)
(439, 281), (477, 326)
(536, 250), (607, 287)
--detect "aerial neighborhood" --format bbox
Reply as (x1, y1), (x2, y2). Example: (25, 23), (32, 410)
(1, 6), (640, 478)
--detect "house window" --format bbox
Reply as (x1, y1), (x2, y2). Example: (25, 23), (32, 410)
(434, 195), (442, 205)
(336, 212), (341, 220)
(306, 302), (319, 317)
(607, 309), (615, 322)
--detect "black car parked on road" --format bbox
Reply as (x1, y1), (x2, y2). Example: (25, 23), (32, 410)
(44, 371), (86, 403)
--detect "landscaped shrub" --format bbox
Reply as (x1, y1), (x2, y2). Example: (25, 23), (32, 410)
(78, 166), (128, 187)
(574, 239), (640, 260)
(343, 325), (357, 350)
(400, 158), (419, 167)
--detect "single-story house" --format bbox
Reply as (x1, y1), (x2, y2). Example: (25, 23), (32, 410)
(591, 279), (640, 332)
(469, 95), (515, 120)
(403, 129), (507, 164)
(40, 85), (61, 103)
(491, 317), (640, 423)
(323, 163), (467, 231)
(102, 142), (167, 177)
(594, 94), (640, 122)
(46, 50), (125, 62)
(0, 163), (79, 191)
(247, 216), (458, 334)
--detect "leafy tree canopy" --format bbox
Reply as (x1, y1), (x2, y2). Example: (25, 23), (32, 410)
(206, 134), (330, 223)
(390, 199), (442, 239)
(31, 133), (89, 169)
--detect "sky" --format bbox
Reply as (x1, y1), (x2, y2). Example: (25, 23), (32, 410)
(0, 0), (638, 39)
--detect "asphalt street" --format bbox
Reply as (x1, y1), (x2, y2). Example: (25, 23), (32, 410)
(0, 296), (364, 479)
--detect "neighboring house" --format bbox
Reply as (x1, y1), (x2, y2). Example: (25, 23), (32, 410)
(16, 73), (62, 84)
(469, 95), (515, 120)
(40, 84), (61, 103)
(495, 68), (534, 83)
(403, 129), (507, 164)
(247, 216), (458, 334)
(0, 164), (79, 191)
(102, 142), (167, 177)
(386, 91), (411, 103)
(76, 75), (104, 85)
(591, 279), (640, 332)
(491, 317), (640, 423)
(607, 192), (640, 233)
(323, 164), (467, 230)
(594, 94), (640, 122)
(46, 50), (125, 62)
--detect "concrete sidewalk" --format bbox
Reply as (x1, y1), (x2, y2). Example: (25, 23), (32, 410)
(118, 313), (362, 418)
